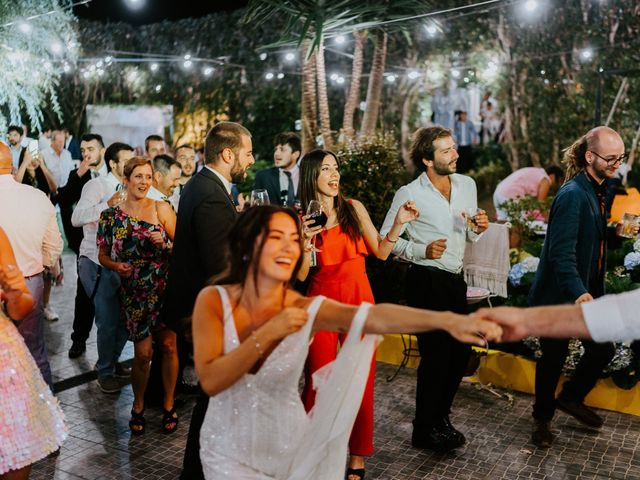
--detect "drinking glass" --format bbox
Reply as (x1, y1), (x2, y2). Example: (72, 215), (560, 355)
(619, 213), (640, 238)
(464, 207), (481, 233)
(250, 189), (270, 206)
(305, 200), (327, 266)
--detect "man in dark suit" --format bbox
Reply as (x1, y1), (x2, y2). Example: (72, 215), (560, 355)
(253, 131), (301, 207)
(57, 133), (108, 358)
(62, 127), (81, 160)
(161, 122), (254, 480)
(528, 126), (623, 448)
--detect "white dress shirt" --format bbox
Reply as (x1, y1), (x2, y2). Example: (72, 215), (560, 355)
(42, 146), (73, 188)
(0, 174), (63, 276)
(380, 172), (481, 274)
(205, 165), (232, 196)
(279, 164), (300, 195)
(72, 172), (121, 264)
(582, 289), (640, 342)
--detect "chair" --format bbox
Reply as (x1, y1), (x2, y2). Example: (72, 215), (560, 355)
(464, 222), (510, 304)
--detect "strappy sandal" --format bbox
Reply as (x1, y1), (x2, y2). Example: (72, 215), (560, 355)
(162, 407), (179, 434)
(129, 408), (146, 435)
(345, 468), (365, 480)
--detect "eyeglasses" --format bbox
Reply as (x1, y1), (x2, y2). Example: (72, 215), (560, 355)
(588, 150), (628, 166)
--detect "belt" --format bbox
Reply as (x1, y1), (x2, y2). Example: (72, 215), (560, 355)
(24, 271), (44, 279)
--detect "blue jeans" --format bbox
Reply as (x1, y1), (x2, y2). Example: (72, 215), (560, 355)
(15, 273), (53, 388)
(78, 256), (128, 378)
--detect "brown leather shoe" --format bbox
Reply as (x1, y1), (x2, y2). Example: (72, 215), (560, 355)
(532, 419), (553, 448)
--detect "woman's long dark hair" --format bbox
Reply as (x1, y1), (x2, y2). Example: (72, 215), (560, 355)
(299, 149), (361, 242)
(213, 205), (304, 292)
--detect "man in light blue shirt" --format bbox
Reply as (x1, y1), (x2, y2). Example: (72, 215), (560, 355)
(381, 125), (488, 453)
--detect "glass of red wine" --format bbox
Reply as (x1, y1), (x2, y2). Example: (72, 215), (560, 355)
(306, 200), (327, 265)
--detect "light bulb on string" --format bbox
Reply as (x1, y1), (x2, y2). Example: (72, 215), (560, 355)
(259, 53), (267, 61)
(203, 66), (214, 76)
(580, 48), (593, 62)
(150, 63), (159, 72)
(105, 56), (113, 64)
(183, 60), (193, 69)
(265, 72), (274, 80)
(425, 25), (437, 37)
(335, 35), (346, 45)
(284, 52), (295, 62)
(155, 84), (162, 92)
(336, 76), (345, 85)
(408, 70), (421, 80)
(385, 74), (396, 83)
(277, 73), (285, 79)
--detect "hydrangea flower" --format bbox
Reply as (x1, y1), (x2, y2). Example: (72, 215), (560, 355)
(624, 251), (640, 271)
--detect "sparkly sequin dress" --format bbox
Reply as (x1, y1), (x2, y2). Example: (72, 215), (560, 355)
(199, 286), (378, 480)
(0, 309), (67, 474)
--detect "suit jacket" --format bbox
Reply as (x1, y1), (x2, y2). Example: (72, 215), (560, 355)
(66, 137), (81, 160)
(162, 167), (237, 328)
(57, 168), (92, 255)
(253, 167), (283, 206)
(529, 172), (606, 306)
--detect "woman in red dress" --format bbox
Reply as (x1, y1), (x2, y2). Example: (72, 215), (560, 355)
(298, 149), (418, 480)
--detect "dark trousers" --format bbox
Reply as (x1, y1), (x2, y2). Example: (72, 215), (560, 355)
(180, 390), (208, 480)
(533, 338), (615, 421)
(406, 265), (470, 430)
(70, 265), (95, 344)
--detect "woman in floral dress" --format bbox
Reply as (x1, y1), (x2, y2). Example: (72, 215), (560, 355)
(97, 156), (178, 435)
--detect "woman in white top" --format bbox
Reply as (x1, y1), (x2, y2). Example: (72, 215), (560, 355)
(192, 205), (502, 480)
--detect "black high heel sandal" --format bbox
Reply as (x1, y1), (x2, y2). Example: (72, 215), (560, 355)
(345, 468), (365, 480)
(162, 406), (179, 434)
(129, 408), (146, 435)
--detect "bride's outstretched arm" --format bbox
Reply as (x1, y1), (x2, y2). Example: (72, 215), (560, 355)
(193, 286), (309, 396)
(313, 299), (502, 346)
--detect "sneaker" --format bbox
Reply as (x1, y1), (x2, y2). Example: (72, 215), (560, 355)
(97, 375), (121, 394)
(556, 398), (603, 428)
(68, 341), (86, 359)
(114, 363), (132, 378)
(44, 306), (59, 322)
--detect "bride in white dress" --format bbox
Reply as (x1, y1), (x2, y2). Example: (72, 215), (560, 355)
(192, 206), (501, 480)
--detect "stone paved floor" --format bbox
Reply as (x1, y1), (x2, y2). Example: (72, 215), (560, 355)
(30, 253), (640, 479)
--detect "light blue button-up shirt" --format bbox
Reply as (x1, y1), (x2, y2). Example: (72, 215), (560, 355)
(380, 172), (481, 274)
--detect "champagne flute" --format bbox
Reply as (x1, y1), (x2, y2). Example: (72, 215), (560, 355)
(250, 189), (270, 206)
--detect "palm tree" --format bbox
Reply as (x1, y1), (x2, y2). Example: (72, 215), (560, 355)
(360, 29), (388, 137)
(342, 30), (367, 139)
(300, 39), (318, 152)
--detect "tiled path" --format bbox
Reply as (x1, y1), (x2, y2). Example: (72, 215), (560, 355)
(30, 253), (640, 479)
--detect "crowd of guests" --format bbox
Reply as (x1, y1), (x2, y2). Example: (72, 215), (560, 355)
(1, 119), (639, 480)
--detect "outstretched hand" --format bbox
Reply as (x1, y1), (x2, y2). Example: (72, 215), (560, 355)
(442, 312), (502, 346)
(474, 307), (529, 342)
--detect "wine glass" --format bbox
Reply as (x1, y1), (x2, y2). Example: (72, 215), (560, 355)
(305, 200), (327, 265)
(250, 189), (270, 206)
(464, 207), (480, 233)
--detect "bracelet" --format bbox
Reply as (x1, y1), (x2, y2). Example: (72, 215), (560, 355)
(385, 233), (398, 243)
(249, 330), (264, 359)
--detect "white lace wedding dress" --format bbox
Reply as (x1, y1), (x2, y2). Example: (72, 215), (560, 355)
(199, 286), (378, 480)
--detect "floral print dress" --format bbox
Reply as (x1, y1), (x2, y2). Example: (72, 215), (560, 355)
(97, 205), (171, 341)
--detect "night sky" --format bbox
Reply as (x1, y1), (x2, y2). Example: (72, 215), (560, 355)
(73, 0), (249, 25)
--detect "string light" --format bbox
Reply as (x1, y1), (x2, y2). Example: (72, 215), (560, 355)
(150, 62), (159, 72)
(183, 60), (192, 69)
(425, 25), (438, 37)
(335, 35), (346, 45)
(524, 0), (539, 12)
(580, 47), (593, 61)
(408, 70), (421, 80)
(277, 72), (285, 79)
(203, 66), (214, 76)
(155, 84), (162, 92)
(284, 52), (295, 62)
(259, 53), (267, 61)
(265, 72), (274, 80)
(385, 74), (396, 83)
(451, 69), (461, 78)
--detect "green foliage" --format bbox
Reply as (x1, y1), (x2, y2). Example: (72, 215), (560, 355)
(468, 158), (510, 201)
(335, 133), (407, 228)
(0, 0), (77, 133)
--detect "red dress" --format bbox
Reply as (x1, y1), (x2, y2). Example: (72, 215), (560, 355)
(302, 224), (376, 456)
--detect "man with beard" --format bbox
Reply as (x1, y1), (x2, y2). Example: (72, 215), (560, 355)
(381, 126), (488, 452)
(161, 122), (254, 480)
(58, 133), (108, 358)
(171, 144), (197, 209)
(526, 126), (620, 448)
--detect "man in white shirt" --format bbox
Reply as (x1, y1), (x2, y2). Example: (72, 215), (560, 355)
(71, 142), (134, 394)
(0, 141), (63, 388)
(147, 154), (182, 211)
(42, 130), (74, 189)
(477, 288), (640, 343)
(381, 126), (488, 453)
(59, 133), (108, 359)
